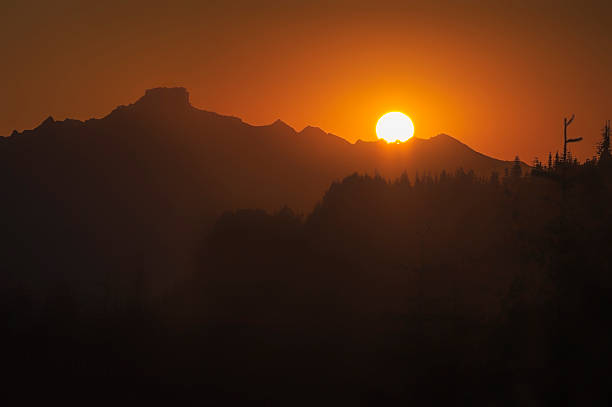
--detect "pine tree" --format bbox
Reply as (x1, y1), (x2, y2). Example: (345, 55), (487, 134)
(597, 120), (611, 163)
(532, 157), (544, 175)
(548, 152), (553, 170)
(397, 171), (411, 187)
(439, 169), (448, 183)
(511, 156), (522, 178)
(489, 171), (500, 186)
(533, 157), (542, 168)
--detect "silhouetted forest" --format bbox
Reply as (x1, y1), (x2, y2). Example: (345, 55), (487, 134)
(2, 97), (612, 403)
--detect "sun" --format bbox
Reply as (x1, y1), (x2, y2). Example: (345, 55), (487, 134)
(376, 112), (415, 143)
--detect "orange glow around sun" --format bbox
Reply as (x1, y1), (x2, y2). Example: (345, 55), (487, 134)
(3, 3), (611, 161)
(376, 112), (415, 143)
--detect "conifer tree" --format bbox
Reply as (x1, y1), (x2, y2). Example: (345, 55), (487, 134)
(397, 171), (411, 187)
(511, 156), (522, 178)
(489, 171), (499, 185)
(548, 152), (553, 170)
(597, 120), (611, 163)
(532, 157), (544, 175)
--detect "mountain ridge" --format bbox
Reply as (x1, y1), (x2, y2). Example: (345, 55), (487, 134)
(3, 87), (528, 216)
(5, 86), (518, 166)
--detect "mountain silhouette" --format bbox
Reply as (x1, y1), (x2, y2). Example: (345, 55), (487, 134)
(0, 87), (527, 291)
(3, 87), (525, 213)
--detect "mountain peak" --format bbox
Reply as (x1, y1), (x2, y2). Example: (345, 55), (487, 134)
(429, 133), (472, 148)
(268, 119), (295, 132)
(35, 116), (55, 130)
(299, 125), (326, 137)
(134, 87), (190, 109)
(302, 125), (326, 132)
(430, 133), (458, 142)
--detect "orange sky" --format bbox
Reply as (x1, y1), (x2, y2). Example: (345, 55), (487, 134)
(2, 0), (612, 161)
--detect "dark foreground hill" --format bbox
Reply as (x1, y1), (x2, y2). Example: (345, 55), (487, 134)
(3, 160), (612, 404)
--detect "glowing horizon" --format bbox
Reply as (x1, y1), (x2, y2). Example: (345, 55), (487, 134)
(2, 2), (611, 161)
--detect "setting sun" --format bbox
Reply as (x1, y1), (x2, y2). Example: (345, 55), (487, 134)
(376, 112), (415, 143)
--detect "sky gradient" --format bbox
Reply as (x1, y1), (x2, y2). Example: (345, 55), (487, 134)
(2, 0), (612, 161)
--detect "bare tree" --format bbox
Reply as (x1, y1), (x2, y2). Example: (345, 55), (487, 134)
(563, 114), (582, 163)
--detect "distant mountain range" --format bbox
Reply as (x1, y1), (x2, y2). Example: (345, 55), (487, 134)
(2, 87), (526, 214)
